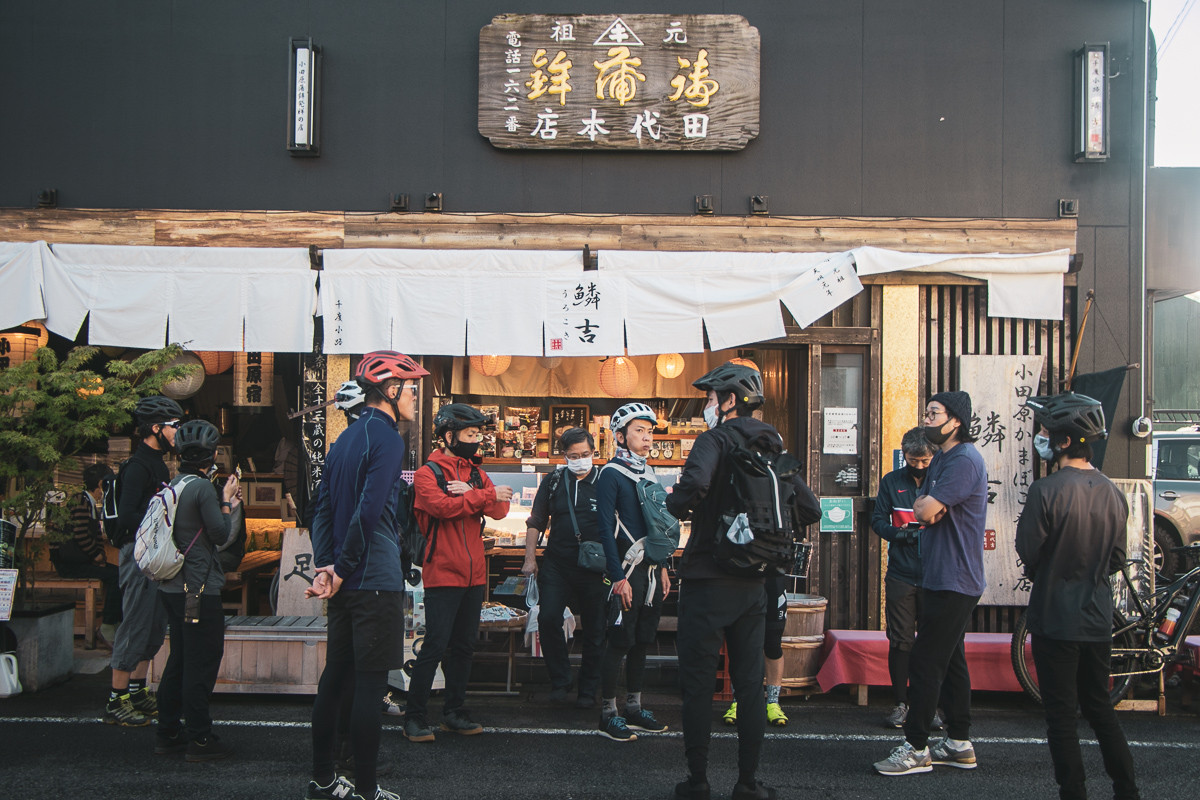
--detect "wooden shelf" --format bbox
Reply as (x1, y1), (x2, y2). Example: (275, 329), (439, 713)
(482, 457), (687, 467)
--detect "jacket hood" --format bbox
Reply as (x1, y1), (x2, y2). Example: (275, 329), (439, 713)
(721, 416), (784, 453)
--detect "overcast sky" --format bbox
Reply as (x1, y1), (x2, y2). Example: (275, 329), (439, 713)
(1152, 0), (1198, 167)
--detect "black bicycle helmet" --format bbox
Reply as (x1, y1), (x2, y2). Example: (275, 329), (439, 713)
(693, 362), (765, 408)
(434, 403), (489, 438)
(174, 419), (221, 460)
(135, 395), (184, 424)
(1024, 392), (1108, 441)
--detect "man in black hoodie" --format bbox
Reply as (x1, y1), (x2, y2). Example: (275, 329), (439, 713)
(667, 363), (820, 800)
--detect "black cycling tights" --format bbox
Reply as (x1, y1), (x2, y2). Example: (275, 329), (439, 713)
(312, 662), (388, 794)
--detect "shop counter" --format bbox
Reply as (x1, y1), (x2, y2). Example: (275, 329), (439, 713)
(815, 629), (1024, 704)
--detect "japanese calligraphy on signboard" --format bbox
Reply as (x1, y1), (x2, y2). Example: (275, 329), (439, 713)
(233, 352), (274, 408)
(959, 354), (1044, 606)
(479, 14), (760, 150)
(545, 275), (622, 356)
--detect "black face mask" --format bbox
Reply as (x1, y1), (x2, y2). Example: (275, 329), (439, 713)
(924, 421), (952, 446)
(449, 439), (480, 460)
(906, 465), (928, 481)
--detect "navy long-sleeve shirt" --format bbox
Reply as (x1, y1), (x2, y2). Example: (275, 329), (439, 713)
(310, 407), (406, 592)
(596, 455), (653, 582)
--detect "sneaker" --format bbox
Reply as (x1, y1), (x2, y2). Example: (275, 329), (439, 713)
(154, 729), (188, 755)
(440, 709), (483, 735)
(722, 701), (737, 726)
(104, 695), (151, 727)
(885, 703), (908, 729)
(873, 742), (932, 776)
(731, 780), (778, 800)
(306, 776), (356, 800)
(547, 687), (570, 705)
(128, 688), (159, 717)
(598, 714), (637, 742)
(185, 732), (233, 762)
(766, 702), (789, 727)
(402, 716), (435, 743)
(930, 737), (977, 769)
(380, 693), (404, 717)
(351, 788), (402, 800)
(931, 708), (945, 730)
(673, 778), (711, 800)
(624, 707), (667, 732)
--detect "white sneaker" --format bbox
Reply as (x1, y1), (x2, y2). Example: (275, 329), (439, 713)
(873, 742), (932, 776)
(380, 693), (404, 717)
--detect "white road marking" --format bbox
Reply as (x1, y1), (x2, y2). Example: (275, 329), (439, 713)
(1, 717), (1198, 749)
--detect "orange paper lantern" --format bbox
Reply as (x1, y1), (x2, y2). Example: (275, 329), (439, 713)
(655, 352), (685, 379)
(598, 356), (639, 398)
(76, 376), (105, 397)
(470, 354), (512, 377)
(196, 351), (235, 375)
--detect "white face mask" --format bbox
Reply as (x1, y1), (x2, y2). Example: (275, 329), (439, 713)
(565, 455), (593, 475)
(1033, 433), (1055, 461)
(703, 403), (721, 430)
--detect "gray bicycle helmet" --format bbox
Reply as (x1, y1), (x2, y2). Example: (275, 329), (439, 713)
(174, 419), (221, 460)
(434, 403), (489, 438)
(1025, 392), (1108, 442)
(693, 362), (765, 408)
(135, 395), (184, 424)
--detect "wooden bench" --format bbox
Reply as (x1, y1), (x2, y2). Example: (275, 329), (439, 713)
(32, 574), (102, 649)
(222, 550), (282, 615)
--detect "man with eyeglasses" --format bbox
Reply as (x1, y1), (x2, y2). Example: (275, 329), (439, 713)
(874, 391), (987, 776)
(105, 396), (182, 727)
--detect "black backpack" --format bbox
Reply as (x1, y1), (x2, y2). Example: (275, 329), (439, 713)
(712, 427), (813, 577)
(99, 460), (128, 543)
(402, 462), (484, 567)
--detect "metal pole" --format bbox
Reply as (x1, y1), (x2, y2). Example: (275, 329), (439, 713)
(1065, 289), (1096, 391)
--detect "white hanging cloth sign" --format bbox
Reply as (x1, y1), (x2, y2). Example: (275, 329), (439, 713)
(544, 273), (623, 356)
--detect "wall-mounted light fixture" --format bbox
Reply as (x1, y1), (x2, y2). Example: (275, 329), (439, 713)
(425, 192), (443, 212)
(36, 189), (57, 209)
(695, 194), (714, 215)
(750, 195), (769, 216)
(1073, 43), (1108, 163)
(389, 193), (410, 212)
(288, 37), (321, 157)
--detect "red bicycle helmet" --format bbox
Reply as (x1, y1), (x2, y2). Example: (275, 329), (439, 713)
(354, 351), (429, 386)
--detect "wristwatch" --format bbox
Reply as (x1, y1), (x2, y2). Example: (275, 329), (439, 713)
(220, 501), (232, 509)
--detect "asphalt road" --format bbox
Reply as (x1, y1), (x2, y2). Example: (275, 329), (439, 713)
(2, 667), (1198, 800)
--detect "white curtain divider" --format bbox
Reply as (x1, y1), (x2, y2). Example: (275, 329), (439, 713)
(851, 246), (1070, 320)
(321, 249), (580, 356)
(0, 241), (48, 330)
(42, 243), (314, 350)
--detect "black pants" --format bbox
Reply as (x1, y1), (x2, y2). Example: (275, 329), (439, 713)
(537, 556), (607, 698)
(405, 584), (484, 720)
(601, 563), (663, 699)
(677, 578), (767, 779)
(903, 588), (979, 749)
(55, 560), (123, 625)
(157, 592), (225, 740)
(1031, 636), (1140, 800)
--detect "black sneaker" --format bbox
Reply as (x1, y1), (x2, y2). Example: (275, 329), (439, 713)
(440, 709), (483, 735)
(104, 695), (150, 727)
(598, 714), (637, 742)
(185, 733), (233, 762)
(128, 688), (159, 717)
(673, 778), (711, 799)
(731, 780), (778, 800)
(306, 776), (356, 800)
(154, 729), (188, 755)
(624, 707), (667, 733)
(402, 716), (435, 743)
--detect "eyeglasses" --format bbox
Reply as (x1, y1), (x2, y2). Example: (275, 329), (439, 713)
(404, 385), (419, 396)
(161, 420), (181, 429)
(922, 410), (946, 422)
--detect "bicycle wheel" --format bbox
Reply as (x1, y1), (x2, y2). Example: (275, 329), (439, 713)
(1010, 610), (1041, 703)
(1010, 610), (1136, 706)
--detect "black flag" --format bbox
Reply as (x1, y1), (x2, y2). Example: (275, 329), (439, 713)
(1070, 366), (1128, 471)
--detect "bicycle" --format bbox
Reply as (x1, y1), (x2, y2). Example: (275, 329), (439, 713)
(1010, 541), (1200, 705)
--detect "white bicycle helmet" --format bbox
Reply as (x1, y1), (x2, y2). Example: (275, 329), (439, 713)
(609, 402), (656, 433)
(334, 380), (366, 419)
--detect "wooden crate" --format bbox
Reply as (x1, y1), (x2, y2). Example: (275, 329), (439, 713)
(150, 615), (327, 694)
(780, 634), (825, 686)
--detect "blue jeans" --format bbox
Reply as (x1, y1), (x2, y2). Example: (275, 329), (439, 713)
(536, 555), (607, 697)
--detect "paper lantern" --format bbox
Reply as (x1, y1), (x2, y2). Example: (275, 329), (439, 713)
(470, 354), (512, 377)
(76, 376), (105, 397)
(233, 351), (275, 407)
(0, 321), (49, 369)
(598, 355), (639, 398)
(655, 353), (685, 379)
(537, 356), (563, 370)
(160, 352), (206, 400)
(196, 351), (235, 375)
(728, 357), (760, 372)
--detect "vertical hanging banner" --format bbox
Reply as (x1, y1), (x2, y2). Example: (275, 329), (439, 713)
(479, 14), (759, 150)
(545, 274), (623, 356)
(233, 352), (275, 407)
(300, 329), (327, 502)
(959, 354), (1044, 606)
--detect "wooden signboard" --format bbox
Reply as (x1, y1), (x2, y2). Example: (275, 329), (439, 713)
(479, 14), (760, 151)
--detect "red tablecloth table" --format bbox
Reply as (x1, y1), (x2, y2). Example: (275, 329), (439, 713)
(815, 629), (1024, 704)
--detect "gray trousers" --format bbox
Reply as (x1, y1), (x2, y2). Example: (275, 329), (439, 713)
(110, 542), (168, 673)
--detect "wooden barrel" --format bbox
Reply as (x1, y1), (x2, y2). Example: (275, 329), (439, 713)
(780, 634), (825, 687)
(783, 594), (827, 637)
